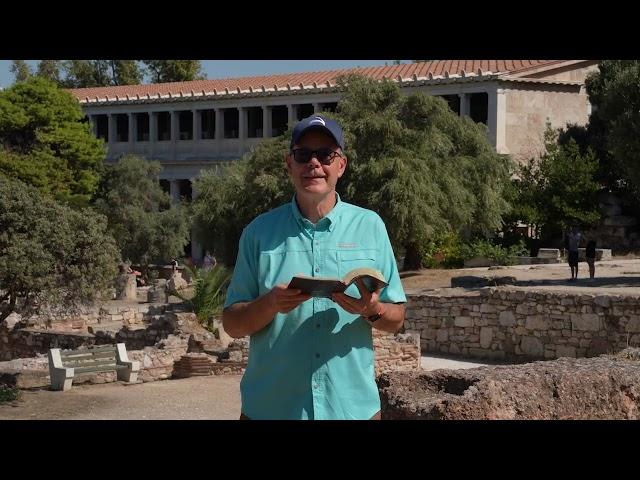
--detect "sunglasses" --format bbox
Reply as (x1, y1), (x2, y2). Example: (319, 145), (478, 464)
(290, 148), (343, 165)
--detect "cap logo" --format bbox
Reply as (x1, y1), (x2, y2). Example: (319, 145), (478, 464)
(309, 116), (326, 126)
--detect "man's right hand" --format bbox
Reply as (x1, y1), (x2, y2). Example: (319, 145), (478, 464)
(268, 284), (311, 313)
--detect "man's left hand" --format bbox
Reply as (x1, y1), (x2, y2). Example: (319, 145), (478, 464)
(331, 279), (386, 319)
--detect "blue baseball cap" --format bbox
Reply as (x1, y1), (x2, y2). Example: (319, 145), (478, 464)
(290, 115), (345, 151)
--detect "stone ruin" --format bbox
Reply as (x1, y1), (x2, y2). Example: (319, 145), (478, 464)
(0, 273), (421, 390)
(0, 298), (252, 389)
(378, 348), (640, 419)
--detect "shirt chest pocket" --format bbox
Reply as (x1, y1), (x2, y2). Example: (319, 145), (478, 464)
(338, 250), (379, 298)
(337, 249), (378, 278)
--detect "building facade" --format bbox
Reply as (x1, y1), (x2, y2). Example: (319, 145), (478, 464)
(70, 60), (599, 261)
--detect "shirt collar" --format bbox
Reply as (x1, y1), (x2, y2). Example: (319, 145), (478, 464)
(290, 192), (342, 232)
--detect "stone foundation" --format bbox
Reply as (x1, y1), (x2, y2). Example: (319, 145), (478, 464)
(378, 349), (640, 419)
(373, 328), (421, 375)
(405, 288), (640, 361)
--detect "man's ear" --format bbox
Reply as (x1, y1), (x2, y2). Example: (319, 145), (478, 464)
(337, 154), (347, 178)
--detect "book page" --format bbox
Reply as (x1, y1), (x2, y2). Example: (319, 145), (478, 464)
(342, 268), (388, 292)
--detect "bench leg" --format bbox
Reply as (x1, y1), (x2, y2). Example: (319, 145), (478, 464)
(115, 344), (140, 383)
(50, 368), (73, 391)
(48, 348), (74, 391)
(117, 366), (138, 383)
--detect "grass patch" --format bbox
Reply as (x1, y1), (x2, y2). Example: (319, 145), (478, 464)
(0, 386), (19, 403)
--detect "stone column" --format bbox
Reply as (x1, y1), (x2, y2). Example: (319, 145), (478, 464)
(215, 109), (224, 139)
(215, 109), (224, 156)
(287, 104), (297, 128)
(128, 113), (135, 148)
(170, 111), (179, 142)
(262, 105), (271, 138)
(170, 111), (178, 160)
(487, 88), (508, 154)
(107, 113), (116, 145)
(192, 109), (200, 141)
(458, 93), (470, 118)
(149, 112), (157, 156)
(238, 107), (246, 156)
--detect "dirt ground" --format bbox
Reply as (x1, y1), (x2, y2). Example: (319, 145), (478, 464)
(0, 375), (243, 420)
(401, 258), (640, 296)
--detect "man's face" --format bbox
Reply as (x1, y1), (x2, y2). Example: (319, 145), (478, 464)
(285, 130), (347, 199)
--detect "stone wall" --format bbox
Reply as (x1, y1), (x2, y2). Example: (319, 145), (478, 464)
(0, 334), (191, 389)
(13, 303), (163, 333)
(405, 288), (640, 361)
(526, 62), (599, 83)
(0, 329), (96, 361)
(504, 84), (591, 163)
(1, 309), (198, 360)
(373, 328), (421, 375)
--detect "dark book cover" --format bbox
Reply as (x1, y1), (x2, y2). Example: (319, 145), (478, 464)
(287, 268), (388, 298)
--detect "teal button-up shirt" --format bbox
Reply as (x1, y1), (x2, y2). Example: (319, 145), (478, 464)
(224, 194), (406, 420)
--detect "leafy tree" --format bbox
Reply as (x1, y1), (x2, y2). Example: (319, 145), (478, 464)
(92, 155), (191, 266)
(61, 60), (143, 88)
(36, 60), (62, 84)
(587, 60), (640, 198)
(10, 60), (31, 83)
(0, 77), (106, 205)
(0, 175), (120, 321)
(192, 137), (292, 266)
(511, 125), (601, 244)
(335, 75), (512, 269)
(142, 60), (206, 83)
(192, 75), (513, 269)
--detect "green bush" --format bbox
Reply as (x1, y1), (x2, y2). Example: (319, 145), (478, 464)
(1, 175), (120, 321)
(174, 264), (231, 333)
(421, 231), (464, 269)
(0, 386), (19, 403)
(459, 239), (528, 266)
(92, 155), (191, 266)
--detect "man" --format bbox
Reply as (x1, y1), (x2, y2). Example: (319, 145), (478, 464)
(202, 251), (217, 271)
(567, 226), (582, 280)
(222, 115), (406, 420)
(585, 239), (596, 279)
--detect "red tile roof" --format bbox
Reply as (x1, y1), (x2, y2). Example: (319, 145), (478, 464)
(69, 60), (575, 104)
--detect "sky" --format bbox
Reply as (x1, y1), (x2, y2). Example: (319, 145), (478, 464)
(0, 60), (399, 88)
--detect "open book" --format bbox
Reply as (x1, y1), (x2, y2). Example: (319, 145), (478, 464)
(287, 268), (388, 298)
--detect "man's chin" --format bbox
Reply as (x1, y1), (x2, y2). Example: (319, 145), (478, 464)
(297, 185), (332, 197)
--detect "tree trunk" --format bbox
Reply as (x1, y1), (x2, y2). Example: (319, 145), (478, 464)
(402, 243), (423, 271)
(0, 293), (17, 322)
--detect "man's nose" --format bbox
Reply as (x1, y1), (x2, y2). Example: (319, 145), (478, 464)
(307, 154), (322, 167)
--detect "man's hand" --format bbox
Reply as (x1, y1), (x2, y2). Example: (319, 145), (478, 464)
(268, 284), (311, 314)
(331, 279), (385, 318)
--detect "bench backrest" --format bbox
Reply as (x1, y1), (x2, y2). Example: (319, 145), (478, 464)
(60, 344), (119, 373)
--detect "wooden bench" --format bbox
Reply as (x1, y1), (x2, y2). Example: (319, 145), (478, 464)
(48, 343), (140, 391)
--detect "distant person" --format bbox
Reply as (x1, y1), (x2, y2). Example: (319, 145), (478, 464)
(586, 239), (597, 279)
(170, 258), (179, 272)
(567, 226), (582, 280)
(202, 251), (217, 271)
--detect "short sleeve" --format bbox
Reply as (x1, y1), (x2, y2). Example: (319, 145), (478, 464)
(224, 225), (260, 308)
(374, 216), (407, 304)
